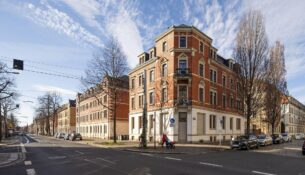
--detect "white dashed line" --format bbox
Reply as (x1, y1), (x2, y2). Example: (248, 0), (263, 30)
(252, 171), (276, 175)
(165, 157), (181, 161)
(75, 151), (84, 155)
(26, 168), (36, 175)
(20, 143), (27, 153)
(97, 157), (116, 164)
(199, 162), (223, 168)
(141, 153), (153, 157)
(24, 161), (32, 166)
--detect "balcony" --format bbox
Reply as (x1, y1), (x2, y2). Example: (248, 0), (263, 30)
(174, 98), (192, 106)
(175, 68), (191, 77)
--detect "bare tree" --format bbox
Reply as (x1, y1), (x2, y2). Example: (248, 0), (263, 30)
(234, 10), (269, 135)
(0, 61), (17, 141)
(264, 41), (288, 134)
(81, 36), (129, 143)
(36, 92), (62, 136)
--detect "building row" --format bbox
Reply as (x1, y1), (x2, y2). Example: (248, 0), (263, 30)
(29, 24), (305, 143)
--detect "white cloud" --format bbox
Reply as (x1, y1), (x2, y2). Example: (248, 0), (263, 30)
(33, 84), (76, 96)
(22, 2), (103, 48)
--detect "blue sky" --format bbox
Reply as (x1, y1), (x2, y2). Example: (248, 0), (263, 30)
(0, 0), (304, 126)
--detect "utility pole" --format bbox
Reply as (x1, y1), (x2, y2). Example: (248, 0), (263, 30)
(142, 70), (147, 148)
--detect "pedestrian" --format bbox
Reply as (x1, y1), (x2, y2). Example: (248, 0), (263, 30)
(161, 133), (168, 148)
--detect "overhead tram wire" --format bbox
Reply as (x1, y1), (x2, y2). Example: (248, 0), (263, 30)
(0, 55), (83, 70)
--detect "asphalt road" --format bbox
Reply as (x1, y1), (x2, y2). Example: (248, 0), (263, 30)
(1, 135), (305, 175)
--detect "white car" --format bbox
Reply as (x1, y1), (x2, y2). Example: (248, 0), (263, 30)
(295, 133), (304, 140)
(281, 133), (292, 142)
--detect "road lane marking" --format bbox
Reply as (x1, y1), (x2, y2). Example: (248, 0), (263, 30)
(141, 153), (153, 157)
(199, 162), (223, 168)
(26, 169), (36, 175)
(97, 157), (116, 164)
(24, 136), (30, 144)
(75, 151), (84, 155)
(20, 143), (27, 153)
(165, 157), (181, 161)
(252, 170), (276, 175)
(24, 161), (32, 166)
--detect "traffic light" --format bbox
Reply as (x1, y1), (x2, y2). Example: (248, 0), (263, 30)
(13, 59), (24, 70)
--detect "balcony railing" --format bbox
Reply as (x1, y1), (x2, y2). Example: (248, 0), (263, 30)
(175, 68), (191, 77)
(174, 98), (192, 106)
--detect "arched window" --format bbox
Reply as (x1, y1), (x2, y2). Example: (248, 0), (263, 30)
(162, 64), (167, 77)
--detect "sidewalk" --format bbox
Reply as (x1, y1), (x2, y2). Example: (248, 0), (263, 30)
(0, 136), (24, 168)
(74, 138), (230, 154)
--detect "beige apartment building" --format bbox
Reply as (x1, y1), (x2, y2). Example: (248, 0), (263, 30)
(57, 100), (76, 133)
(76, 76), (129, 140)
(281, 96), (305, 135)
(129, 24), (245, 143)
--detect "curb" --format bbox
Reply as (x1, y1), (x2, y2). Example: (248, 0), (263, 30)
(0, 152), (25, 168)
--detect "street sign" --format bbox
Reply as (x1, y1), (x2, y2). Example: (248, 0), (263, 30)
(170, 118), (175, 124)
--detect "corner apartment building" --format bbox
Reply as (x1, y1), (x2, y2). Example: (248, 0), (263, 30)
(76, 76), (129, 140)
(57, 100), (76, 133)
(129, 24), (245, 143)
(282, 96), (305, 135)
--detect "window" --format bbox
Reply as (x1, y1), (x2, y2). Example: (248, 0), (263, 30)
(104, 95), (107, 103)
(230, 117), (233, 130)
(150, 51), (153, 58)
(139, 116), (143, 129)
(139, 95), (143, 108)
(178, 85), (187, 98)
(139, 56), (144, 64)
(104, 125), (107, 134)
(210, 69), (217, 83)
(149, 70), (154, 82)
(131, 117), (135, 129)
(162, 64), (167, 77)
(131, 79), (135, 89)
(199, 63), (204, 77)
(162, 41), (167, 52)
(162, 88), (167, 102)
(230, 96), (234, 108)
(149, 115), (153, 129)
(230, 79), (234, 89)
(104, 110), (107, 118)
(179, 36), (186, 48)
(199, 87), (204, 102)
(222, 94), (226, 108)
(236, 118), (241, 130)
(209, 115), (216, 129)
(222, 75), (226, 87)
(149, 92), (154, 105)
(210, 91), (217, 105)
(222, 116), (226, 129)
(139, 75), (143, 86)
(237, 99), (241, 110)
(200, 41), (204, 52)
(131, 97), (135, 109)
(197, 113), (205, 135)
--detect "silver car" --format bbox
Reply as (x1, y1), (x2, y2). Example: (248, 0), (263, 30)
(257, 135), (273, 146)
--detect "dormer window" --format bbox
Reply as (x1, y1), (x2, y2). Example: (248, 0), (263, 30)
(150, 51), (154, 58)
(179, 36), (186, 48)
(139, 56), (144, 64)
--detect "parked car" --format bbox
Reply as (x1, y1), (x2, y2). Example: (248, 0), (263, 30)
(58, 133), (66, 139)
(230, 135), (259, 150)
(70, 133), (82, 141)
(281, 133), (292, 142)
(271, 134), (283, 144)
(295, 133), (304, 140)
(302, 141), (305, 155)
(64, 133), (71, 140)
(257, 135), (273, 146)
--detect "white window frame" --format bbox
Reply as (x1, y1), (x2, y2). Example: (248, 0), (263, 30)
(179, 35), (187, 48)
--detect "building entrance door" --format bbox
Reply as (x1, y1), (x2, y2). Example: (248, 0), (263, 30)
(178, 112), (187, 143)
